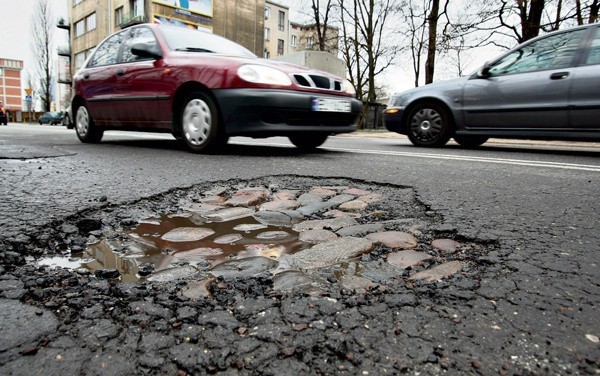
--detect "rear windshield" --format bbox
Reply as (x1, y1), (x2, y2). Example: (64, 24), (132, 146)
(159, 26), (256, 58)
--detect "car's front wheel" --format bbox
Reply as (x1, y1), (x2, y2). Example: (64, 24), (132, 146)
(75, 103), (103, 143)
(454, 135), (488, 148)
(179, 91), (226, 153)
(406, 102), (451, 147)
(288, 133), (328, 150)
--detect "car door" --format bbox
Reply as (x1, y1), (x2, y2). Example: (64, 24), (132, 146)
(569, 25), (600, 129)
(113, 27), (172, 128)
(79, 30), (127, 125)
(462, 28), (588, 130)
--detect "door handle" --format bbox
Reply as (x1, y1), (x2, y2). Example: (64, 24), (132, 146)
(83, 73), (90, 79)
(550, 72), (569, 80)
(116, 70), (125, 77)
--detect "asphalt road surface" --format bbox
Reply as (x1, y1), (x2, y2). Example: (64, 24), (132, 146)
(0, 123), (599, 374)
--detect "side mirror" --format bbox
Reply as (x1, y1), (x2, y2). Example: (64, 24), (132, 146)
(477, 64), (491, 79)
(131, 42), (162, 59)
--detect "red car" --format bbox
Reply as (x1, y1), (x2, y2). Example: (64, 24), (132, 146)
(72, 24), (361, 152)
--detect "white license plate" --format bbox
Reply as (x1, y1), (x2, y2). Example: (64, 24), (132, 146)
(311, 97), (352, 113)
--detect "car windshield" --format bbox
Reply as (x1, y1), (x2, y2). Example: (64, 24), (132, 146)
(159, 26), (256, 58)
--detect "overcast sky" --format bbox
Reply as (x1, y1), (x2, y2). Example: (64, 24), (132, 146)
(0, 0), (68, 78)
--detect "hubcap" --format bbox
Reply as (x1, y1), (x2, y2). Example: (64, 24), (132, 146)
(182, 99), (212, 146)
(76, 106), (89, 136)
(410, 108), (442, 142)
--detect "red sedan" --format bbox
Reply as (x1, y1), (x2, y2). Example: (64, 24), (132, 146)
(72, 24), (361, 152)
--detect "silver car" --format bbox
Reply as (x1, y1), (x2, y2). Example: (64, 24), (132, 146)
(383, 23), (600, 147)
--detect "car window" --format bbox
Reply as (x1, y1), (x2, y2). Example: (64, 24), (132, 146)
(121, 27), (159, 63)
(488, 29), (586, 76)
(584, 27), (600, 65)
(159, 26), (256, 57)
(88, 31), (127, 67)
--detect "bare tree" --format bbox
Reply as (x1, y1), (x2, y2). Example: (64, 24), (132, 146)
(402, 0), (428, 87)
(469, 0), (591, 46)
(575, 0), (599, 24)
(310, 0), (335, 51)
(424, 0), (450, 84)
(31, 0), (55, 112)
(338, 0), (402, 105)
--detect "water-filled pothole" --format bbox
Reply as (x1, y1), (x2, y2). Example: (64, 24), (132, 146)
(39, 213), (310, 282)
(33, 178), (490, 292)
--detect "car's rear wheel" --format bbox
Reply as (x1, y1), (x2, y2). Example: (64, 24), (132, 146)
(288, 133), (328, 150)
(454, 135), (488, 148)
(406, 102), (451, 147)
(179, 91), (226, 153)
(75, 104), (103, 143)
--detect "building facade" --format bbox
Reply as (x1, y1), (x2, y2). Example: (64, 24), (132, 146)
(0, 58), (23, 113)
(263, 0), (288, 58)
(289, 22), (339, 55)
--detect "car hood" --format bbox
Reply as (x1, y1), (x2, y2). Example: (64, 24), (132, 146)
(169, 52), (344, 80)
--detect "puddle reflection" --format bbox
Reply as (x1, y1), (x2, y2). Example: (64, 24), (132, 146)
(41, 213), (309, 282)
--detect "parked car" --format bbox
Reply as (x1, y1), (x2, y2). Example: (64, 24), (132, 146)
(72, 24), (361, 153)
(38, 111), (63, 125)
(383, 23), (600, 147)
(62, 106), (73, 129)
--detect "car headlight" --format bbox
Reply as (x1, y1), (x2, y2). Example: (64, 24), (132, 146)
(237, 65), (292, 86)
(343, 80), (356, 96)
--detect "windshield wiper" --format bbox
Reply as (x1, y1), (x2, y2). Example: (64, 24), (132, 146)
(175, 47), (215, 53)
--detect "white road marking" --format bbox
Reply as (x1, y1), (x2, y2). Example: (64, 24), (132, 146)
(29, 127), (598, 172)
(230, 140), (600, 173)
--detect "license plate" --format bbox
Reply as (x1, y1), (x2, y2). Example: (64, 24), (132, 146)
(311, 97), (352, 113)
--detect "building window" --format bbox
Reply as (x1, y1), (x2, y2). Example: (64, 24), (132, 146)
(264, 28), (270, 41)
(278, 11), (285, 31)
(115, 7), (124, 25)
(74, 50), (88, 69)
(291, 35), (297, 47)
(75, 19), (85, 37)
(277, 39), (284, 56)
(265, 7), (270, 20)
(264, 49), (270, 59)
(306, 37), (315, 48)
(130, 0), (142, 17)
(86, 13), (96, 32)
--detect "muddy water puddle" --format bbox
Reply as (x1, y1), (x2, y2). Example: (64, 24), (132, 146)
(39, 213), (309, 282)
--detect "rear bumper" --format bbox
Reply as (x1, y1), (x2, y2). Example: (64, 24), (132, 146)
(213, 88), (361, 136)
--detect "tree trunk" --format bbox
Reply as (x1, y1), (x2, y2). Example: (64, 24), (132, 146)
(591, 0), (599, 24)
(425, 0), (440, 84)
(519, 0), (545, 42)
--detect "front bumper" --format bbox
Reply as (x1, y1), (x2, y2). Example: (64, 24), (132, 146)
(213, 88), (361, 136)
(382, 107), (406, 134)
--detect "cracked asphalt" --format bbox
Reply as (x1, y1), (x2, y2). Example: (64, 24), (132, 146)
(0, 124), (599, 375)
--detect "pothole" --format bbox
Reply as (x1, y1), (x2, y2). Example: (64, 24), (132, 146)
(20, 176), (496, 297)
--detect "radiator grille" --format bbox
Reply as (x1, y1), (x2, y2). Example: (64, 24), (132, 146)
(292, 73), (343, 92)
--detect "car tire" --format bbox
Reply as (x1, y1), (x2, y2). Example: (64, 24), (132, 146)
(75, 103), (103, 143)
(454, 135), (488, 148)
(179, 91), (225, 153)
(406, 102), (452, 147)
(288, 133), (328, 150)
